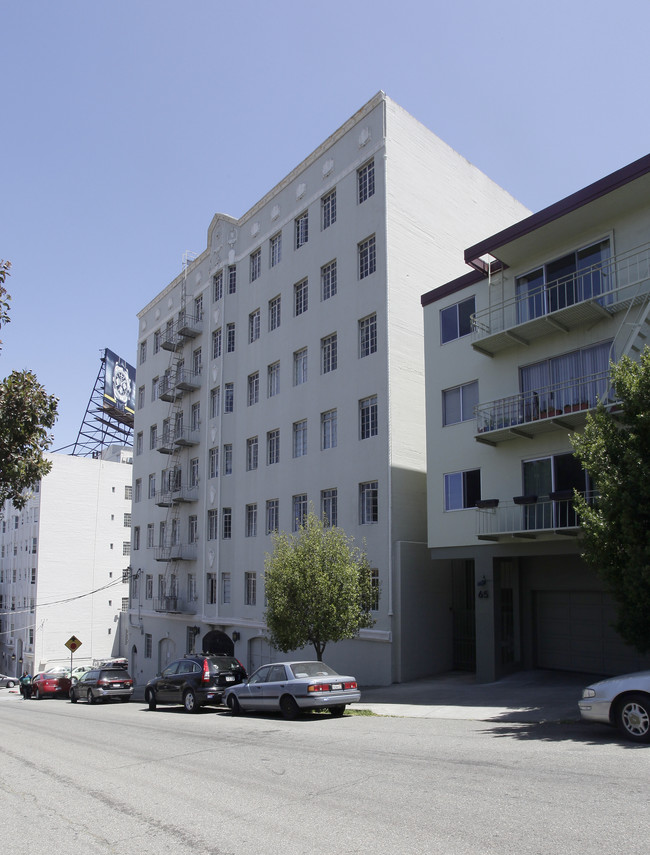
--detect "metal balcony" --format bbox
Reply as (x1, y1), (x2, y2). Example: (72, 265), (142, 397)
(475, 370), (615, 445)
(157, 432), (175, 454)
(158, 376), (181, 402)
(471, 244), (650, 356)
(161, 327), (183, 352)
(174, 426), (200, 447)
(174, 368), (201, 392)
(155, 491), (174, 508)
(153, 596), (197, 615)
(173, 484), (199, 503)
(153, 543), (198, 562)
(476, 492), (595, 541)
(177, 312), (203, 338)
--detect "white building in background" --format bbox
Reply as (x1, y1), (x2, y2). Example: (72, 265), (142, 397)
(0, 447), (133, 677)
(128, 92), (529, 687)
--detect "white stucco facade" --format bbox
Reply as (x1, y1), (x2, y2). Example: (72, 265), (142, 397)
(127, 92), (529, 687)
(0, 449), (133, 677)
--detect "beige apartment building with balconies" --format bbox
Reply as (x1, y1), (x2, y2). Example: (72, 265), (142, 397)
(422, 154), (650, 683)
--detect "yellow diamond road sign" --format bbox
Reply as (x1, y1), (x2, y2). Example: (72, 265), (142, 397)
(65, 635), (82, 652)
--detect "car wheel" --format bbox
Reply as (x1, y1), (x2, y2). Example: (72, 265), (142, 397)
(6, 680), (15, 688)
(86, 689), (95, 705)
(70, 689), (77, 704)
(33, 687), (40, 700)
(183, 689), (199, 713)
(615, 693), (650, 743)
(329, 705), (346, 717)
(227, 694), (242, 716)
(280, 694), (300, 721)
(145, 689), (156, 711)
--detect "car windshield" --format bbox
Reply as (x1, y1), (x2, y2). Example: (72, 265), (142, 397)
(288, 663), (339, 679)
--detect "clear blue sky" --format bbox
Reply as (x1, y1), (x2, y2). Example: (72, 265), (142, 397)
(2, 0), (650, 449)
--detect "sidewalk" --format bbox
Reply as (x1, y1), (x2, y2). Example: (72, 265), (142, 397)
(354, 669), (590, 722)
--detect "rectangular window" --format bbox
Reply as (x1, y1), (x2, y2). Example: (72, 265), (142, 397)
(359, 395), (378, 439)
(123, 542), (130, 556)
(146, 524), (154, 548)
(125, 484), (132, 500)
(246, 503), (258, 537)
(138, 385), (145, 409)
(295, 211), (308, 248)
(139, 340), (147, 365)
(212, 327), (222, 359)
(210, 386), (220, 419)
(267, 428), (280, 465)
(190, 457), (199, 487)
(207, 573), (217, 605)
(294, 279), (308, 316)
(443, 381), (479, 426)
(359, 235), (376, 279)
(224, 383), (234, 413)
(292, 494), (307, 531)
(221, 572), (231, 604)
(440, 296), (475, 344)
(245, 572), (257, 606)
(224, 443), (232, 475)
(359, 313), (377, 357)
(444, 469), (481, 511)
(133, 527), (140, 550)
(270, 232), (282, 267)
(145, 634), (152, 658)
(207, 508), (218, 540)
(321, 260), (337, 301)
(321, 488), (337, 528)
(222, 508), (232, 539)
(266, 499), (279, 534)
(321, 333), (337, 374)
(151, 377), (158, 402)
(148, 474), (156, 500)
(228, 264), (237, 294)
(248, 309), (260, 343)
(194, 294), (203, 322)
(136, 432), (143, 456)
(250, 248), (261, 282)
(191, 401), (200, 431)
(292, 348), (307, 386)
(269, 295), (281, 331)
(371, 568), (379, 611)
(246, 436), (259, 471)
(358, 159), (375, 203)
(145, 574), (153, 599)
(135, 479), (142, 503)
(321, 409), (337, 449)
(247, 371), (260, 406)
(293, 420), (307, 458)
(360, 481), (378, 524)
(267, 361), (280, 397)
(188, 515), (198, 543)
(153, 329), (161, 354)
(209, 446), (219, 478)
(321, 189), (336, 229)
(124, 513), (131, 528)
(226, 323), (235, 353)
(213, 270), (223, 301)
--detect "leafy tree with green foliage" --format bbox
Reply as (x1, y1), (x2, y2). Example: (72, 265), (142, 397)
(264, 510), (376, 661)
(0, 260), (58, 510)
(571, 346), (650, 654)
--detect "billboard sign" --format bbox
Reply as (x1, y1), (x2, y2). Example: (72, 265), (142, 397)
(103, 349), (136, 423)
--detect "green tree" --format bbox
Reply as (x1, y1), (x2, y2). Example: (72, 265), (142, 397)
(264, 511), (376, 661)
(571, 347), (650, 654)
(0, 260), (58, 510)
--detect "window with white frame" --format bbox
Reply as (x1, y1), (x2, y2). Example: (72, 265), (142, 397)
(245, 572), (257, 606)
(151, 376), (158, 402)
(321, 488), (337, 528)
(188, 515), (198, 543)
(246, 436), (259, 471)
(207, 573), (217, 605)
(321, 409), (337, 449)
(359, 313), (377, 357)
(246, 503), (257, 537)
(293, 348), (308, 385)
(145, 574), (153, 599)
(147, 524), (154, 548)
(133, 526), (140, 550)
(321, 333), (337, 374)
(222, 508), (232, 539)
(267, 361), (280, 397)
(190, 457), (199, 487)
(294, 279), (308, 316)
(247, 372), (259, 406)
(135, 478), (142, 502)
(292, 493), (307, 531)
(136, 432), (143, 456)
(358, 159), (375, 203)
(444, 469), (481, 511)
(359, 395), (378, 439)
(226, 323), (235, 353)
(270, 232), (282, 267)
(213, 270), (223, 301)
(212, 327), (222, 359)
(267, 428), (280, 465)
(359, 235), (376, 279)
(148, 474), (156, 499)
(154, 329), (161, 353)
(321, 189), (336, 229)
(122, 542), (130, 556)
(321, 260), (337, 301)
(124, 512), (131, 527)
(138, 385), (145, 409)
(221, 571), (231, 604)
(194, 294), (203, 321)
(249, 309), (260, 343)
(207, 508), (218, 540)
(191, 401), (200, 432)
(139, 340), (147, 365)
(145, 633), (152, 658)
(228, 265), (237, 294)
(443, 381), (478, 426)
(359, 481), (378, 524)
(269, 295), (281, 331)
(125, 484), (132, 500)
(266, 499), (279, 534)
(440, 296), (475, 344)
(224, 383), (234, 413)
(293, 420), (307, 458)
(209, 446), (219, 478)
(250, 248), (261, 282)
(224, 443), (232, 475)
(210, 386), (220, 419)
(295, 211), (308, 248)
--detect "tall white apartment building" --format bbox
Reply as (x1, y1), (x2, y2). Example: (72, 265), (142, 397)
(0, 448), (133, 677)
(129, 92), (528, 686)
(422, 153), (650, 683)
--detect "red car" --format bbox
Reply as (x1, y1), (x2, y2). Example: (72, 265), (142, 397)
(31, 670), (72, 699)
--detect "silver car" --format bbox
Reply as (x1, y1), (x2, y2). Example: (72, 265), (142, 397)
(579, 670), (650, 743)
(224, 660), (361, 719)
(0, 673), (18, 688)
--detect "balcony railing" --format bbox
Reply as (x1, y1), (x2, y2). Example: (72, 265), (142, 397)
(157, 432), (175, 454)
(174, 368), (201, 392)
(471, 244), (650, 355)
(158, 376), (181, 402)
(174, 426), (200, 447)
(177, 312), (203, 338)
(153, 543), (198, 562)
(476, 491), (597, 540)
(475, 369), (614, 443)
(153, 596), (197, 615)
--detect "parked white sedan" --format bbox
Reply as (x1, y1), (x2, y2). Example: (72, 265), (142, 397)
(224, 661), (361, 719)
(579, 670), (650, 742)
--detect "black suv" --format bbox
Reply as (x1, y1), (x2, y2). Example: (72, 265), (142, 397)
(70, 668), (134, 704)
(144, 654), (247, 713)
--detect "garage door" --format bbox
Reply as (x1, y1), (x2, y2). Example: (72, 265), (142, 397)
(535, 591), (650, 675)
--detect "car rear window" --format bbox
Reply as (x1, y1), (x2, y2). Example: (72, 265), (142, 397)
(208, 657), (242, 673)
(100, 670), (132, 680)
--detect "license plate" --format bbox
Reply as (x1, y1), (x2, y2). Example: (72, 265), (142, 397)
(330, 683), (342, 691)
(111, 683), (124, 689)
(225, 675), (235, 682)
